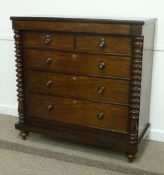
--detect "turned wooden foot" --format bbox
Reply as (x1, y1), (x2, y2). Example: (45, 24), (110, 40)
(19, 131), (29, 140)
(125, 153), (136, 163)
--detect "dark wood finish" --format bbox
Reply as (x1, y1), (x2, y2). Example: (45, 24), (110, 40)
(11, 20), (131, 35)
(27, 93), (129, 132)
(14, 30), (26, 127)
(15, 121), (130, 152)
(11, 16), (156, 162)
(125, 153), (136, 163)
(19, 131), (29, 140)
(10, 16), (156, 36)
(10, 16), (156, 24)
(25, 71), (130, 104)
(22, 31), (73, 50)
(126, 36), (144, 159)
(76, 34), (131, 54)
(24, 49), (131, 78)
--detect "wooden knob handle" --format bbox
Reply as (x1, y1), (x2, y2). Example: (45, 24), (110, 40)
(45, 57), (52, 64)
(97, 112), (104, 120)
(99, 38), (106, 48)
(47, 104), (53, 111)
(46, 80), (53, 87)
(44, 34), (51, 45)
(98, 62), (105, 70)
(98, 85), (105, 94)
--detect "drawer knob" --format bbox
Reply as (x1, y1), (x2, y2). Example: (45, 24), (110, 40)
(47, 104), (53, 111)
(97, 112), (104, 120)
(44, 34), (52, 45)
(98, 62), (105, 70)
(46, 80), (53, 87)
(99, 38), (106, 48)
(45, 57), (52, 64)
(98, 85), (105, 94)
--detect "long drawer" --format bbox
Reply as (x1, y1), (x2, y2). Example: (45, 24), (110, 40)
(22, 31), (73, 50)
(26, 93), (129, 132)
(25, 71), (129, 104)
(24, 49), (131, 78)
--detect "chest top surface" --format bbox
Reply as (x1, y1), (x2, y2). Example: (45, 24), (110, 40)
(10, 15), (157, 24)
(10, 16), (156, 36)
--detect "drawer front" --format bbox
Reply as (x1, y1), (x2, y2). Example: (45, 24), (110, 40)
(24, 49), (131, 78)
(27, 93), (129, 132)
(26, 71), (129, 104)
(76, 34), (131, 54)
(22, 31), (73, 50)
(14, 20), (131, 35)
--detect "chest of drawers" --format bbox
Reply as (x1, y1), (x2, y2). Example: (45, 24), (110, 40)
(11, 16), (156, 162)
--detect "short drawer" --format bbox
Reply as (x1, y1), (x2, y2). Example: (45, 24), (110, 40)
(26, 93), (129, 132)
(26, 71), (129, 104)
(22, 31), (73, 50)
(24, 49), (131, 78)
(76, 34), (131, 54)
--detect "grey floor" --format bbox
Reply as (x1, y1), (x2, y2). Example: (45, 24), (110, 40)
(0, 147), (125, 175)
(0, 114), (164, 175)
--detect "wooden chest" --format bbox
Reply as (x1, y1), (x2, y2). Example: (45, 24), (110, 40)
(10, 16), (156, 162)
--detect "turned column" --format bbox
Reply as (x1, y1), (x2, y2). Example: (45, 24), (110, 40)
(127, 36), (143, 162)
(14, 30), (29, 140)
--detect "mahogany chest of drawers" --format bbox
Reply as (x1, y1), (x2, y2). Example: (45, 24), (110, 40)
(11, 16), (156, 162)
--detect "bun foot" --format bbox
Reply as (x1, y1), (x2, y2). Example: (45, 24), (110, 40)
(125, 153), (136, 163)
(19, 131), (29, 140)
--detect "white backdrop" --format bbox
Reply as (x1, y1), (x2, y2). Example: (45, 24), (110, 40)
(0, 0), (164, 142)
